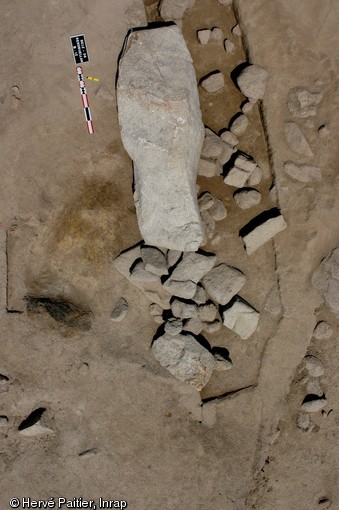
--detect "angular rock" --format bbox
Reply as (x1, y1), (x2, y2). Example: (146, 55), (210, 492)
(113, 244), (141, 279)
(159, 0), (196, 20)
(284, 122), (313, 157)
(287, 87), (323, 118)
(240, 209), (287, 255)
(201, 129), (226, 159)
(224, 39), (236, 54)
(312, 248), (339, 313)
(301, 395), (327, 413)
(199, 301), (218, 322)
(163, 279), (197, 299)
(247, 165), (263, 186)
(167, 251), (216, 284)
(149, 303), (163, 317)
(200, 71), (225, 92)
(224, 154), (257, 188)
(222, 297), (259, 339)
(151, 332), (215, 390)
(236, 64), (268, 101)
(110, 297), (128, 322)
(130, 260), (160, 283)
(211, 27), (223, 41)
(167, 250), (182, 269)
(242, 100), (256, 113)
(117, 26), (204, 252)
(232, 24), (242, 37)
(144, 290), (171, 309)
(197, 29), (211, 45)
(209, 199), (227, 221)
(284, 162), (321, 182)
(304, 355), (324, 377)
(306, 379), (323, 397)
(218, 143), (235, 165)
(141, 246), (168, 276)
(234, 188), (261, 209)
(220, 130), (238, 146)
(198, 191), (215, 211)
(203, 263), (246, 305)
(229, 114), (249, 135)
(183, 316), (203, 335)
(203, 320), (221, 333)
(296, 412), (311, 431)
(193, 284), (207, 305)
(200, 211), (215, 240)
(171, 298), (198, 319)
(198, 158), (220, 177)
(165, 318), (183, 336)
(313, 321), (333, 340)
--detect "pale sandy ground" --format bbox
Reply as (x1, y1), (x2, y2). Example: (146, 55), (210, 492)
(0, 1), (338, 509)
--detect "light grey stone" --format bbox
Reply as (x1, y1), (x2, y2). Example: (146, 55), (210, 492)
(163, 279), (197, 299)
(210, 27), (223, 41)
(224, 166), (253, 188)
(183, 316), (203, 335)
(232, 24), (242, 37)
(168, 251), (216, 284)
(200, 211), (215, 240)
(151, 332), (215, 390)
(203, 320), (221, 333)
(193, 284), (207, 305)
(171, 299), (199, 319)
(297, 412), (311, 431)
(246, 165), (262, 186)
(199, 302), (218, 322)
(269, 185), (278, 205)
(149, 303), (163, 316)
(287, 87), (323, 118)
(159, 0), (196, 20)
(304, 355), (324, 377)
(209, 199), (227, 221)
(236, 65), (268, 100)
(301, 397), (327, 413)
(167, 250), (182, 269)
(200, 71), (225, 92)
(117, 26), (204, 252)
(141, 246), (168, 276)
(284, 122), (313, 157)
(144, 290), (171, 309)
(235, 154), (257, 172)
(242, 100), (256, 113)
(130, 260), (160, 283)
(110, 297), (128, 322)
(153, 314), (164, 324)
(218, 143), (235, 165)
(222, 297), (260, 339)
(0, 416), (8, 426)
(198, 158), (220, 177)
(312, 248), (339, 313)
(241, 211), (287, 255)
(203, 263), (246, 305)
(284, 162), (321, 182)
(220, 130), (238, 146)
(198, 192), (215, 211)
(318, 124), (329, 138)
(202, 128), (225, 159)
(113, 244), (141, 279)
(165, 318), (183, 336)
(234, 188), (261, 209)
(224, 39), (236, 54)
(197, 29), (211, 45)
(306, 379), (323, 397)
(229, 114), (249, 135)
(313, 321), (333, 340)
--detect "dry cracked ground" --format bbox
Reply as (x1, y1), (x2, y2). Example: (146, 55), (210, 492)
(0, 1), (338, 509)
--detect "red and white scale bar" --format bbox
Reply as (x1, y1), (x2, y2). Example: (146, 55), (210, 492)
(76, 66), (94, 134)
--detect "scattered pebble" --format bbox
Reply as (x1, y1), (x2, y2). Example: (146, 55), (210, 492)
(182, 316), (203, 335)
(198, 191), (215, 211)
(232, 24), (242, 37)
(222, 296), (260, 339)
(110, 297), (129, 322)
(171, 299), (199, 319)
(220, 130), (238, 146)
(301, 395), (327, 413)
(164, 318), (183, 336)
(296, 412), (311, 431)
(210, 27), (223, 41)
(198, 158), (220, 177)
(199, 301), (218, 322)
(141, 246), (168, 276)
(234, 188), (261, 209)
(224, 39), (236, 54)
(209, 199), (227, 221)
(304, 355), (324, 377)
(284, 122), (313, 157)
(313, 321), (333, 340)
(229, 113), (249, 135)
(236, 64), (268, 100)
(203, 263), (246, 305)
(318, 124), (329, 138)
(284, 162), (321, 182)
(200, 71), (225, 92)
(197, 29), (211, 45)
(0, 416), (8, 426)
(287, 86), (323, 118)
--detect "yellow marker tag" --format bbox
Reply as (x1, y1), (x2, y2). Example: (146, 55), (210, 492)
(87, 76), (100, 82)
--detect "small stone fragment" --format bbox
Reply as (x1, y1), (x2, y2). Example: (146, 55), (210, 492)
(241, 100), (256, 113)
(218, 142), (236, 165)
(110, 297), (128, 322)
(203, 263), (246, 305)
(203, 320), (221, 333)
(224, 39), (236, 54)
(202, 128), (226, 159)
(201, 211), (215, 239)
(224, 154), (257, 188)
(284, 122), (313, 157)
(130, 260), (160, 283)
(296, 412), (311, 431)
(229, 114), (249, 135)
(209, 199), (227, 221)
(220, 130), (238, 146)
(199, 301), (218, 322)
(318, 124), (329, 138)
(197, 29), (211, 45)
(171, 299), (198, 319)
(141, 246), (168, 276)
(163, 279), (197, 299)
(313, 321), (333, 340)
(167, 250), (182, 269)
(301, 395), (327, 413)
(211, 27), (223, 41)
(240, 209), (287, 255)
(153, 315), (164, 324)
(312, 248), (339, 313)
(304, 355), (324, 377)
(212, 347), (232, 371)
(222, 296), (260, 339)
(183, 316), (203, 335)
(198, 158), (221, 177)
(198, 192), (215, 211)
(193, 284), (207, 305)
(200, 71), (225, 92)
(284, 162), (321, 182)
(165, 318), (183, 336)
(232, 24), (242, 37)
(0, 416), (8, 426)
(269, 185), (278, 204)
(287, 87), (323, 118)
(151, 332), (215, 390)
(149, 303), (163, 317)
(306, 379), (323, 397)
(167, 251), (216, 284)
(246, 165), (263, 186)
(234, 188), (261, 209)
(236, 64), (268, 101)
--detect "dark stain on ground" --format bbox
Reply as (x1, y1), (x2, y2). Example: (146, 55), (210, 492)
(26, 296), (93, 331)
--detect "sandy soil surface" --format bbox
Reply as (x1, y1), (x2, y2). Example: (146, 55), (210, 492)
(0, 1), (338, 509)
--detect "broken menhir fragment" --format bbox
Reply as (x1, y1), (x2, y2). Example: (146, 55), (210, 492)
(165, 250), (216, 286)
(240, 208), (287, 255)
(200, 71), (225, 92)
(222, 296), (260, 339)
(117, 25), (204, 251)
(151, 332), (215, 390)
(223, 152), (257, 188)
